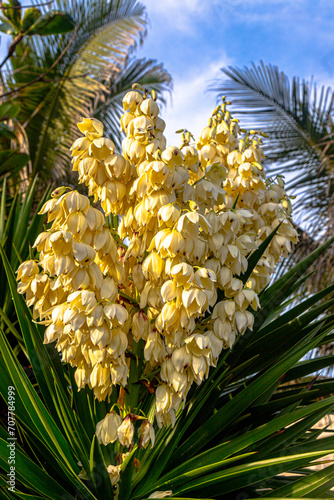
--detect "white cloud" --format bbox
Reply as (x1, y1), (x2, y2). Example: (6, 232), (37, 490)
(143, 0), (204, 15)
(142, 0), (208, 32)
(159, 56), (234, 146)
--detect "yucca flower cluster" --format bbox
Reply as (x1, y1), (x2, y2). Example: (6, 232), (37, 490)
(16, 85), (297, 454)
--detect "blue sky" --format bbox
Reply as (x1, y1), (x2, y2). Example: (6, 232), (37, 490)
(0, 0), (333, 145)
(137, 0), (334, 145)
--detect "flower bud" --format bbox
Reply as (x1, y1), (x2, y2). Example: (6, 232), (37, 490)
(156, 384), (173, 413)
(140, 98), (159, 118)
(122, 90), (143, 112)
(148, 491), (173, 499)
(107, 465), (121, 485)
(16, 260), (39, 281)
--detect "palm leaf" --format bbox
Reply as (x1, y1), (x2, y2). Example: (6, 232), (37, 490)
(5, 0), (172, 181)
(210, 61), (334, 294)
(209, 60), (334, 235)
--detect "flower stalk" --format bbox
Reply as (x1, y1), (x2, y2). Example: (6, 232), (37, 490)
(15, 84), (298, 490)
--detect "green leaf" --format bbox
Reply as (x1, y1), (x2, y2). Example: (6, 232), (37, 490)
(284, 354), (334, 382)
(89, 435), (114, 498)
(241, 223), (281, 283)
(17, 183), (52, 258)
(2, 1), (21, 30)
(252, 404), (334, 458)
(118, 447), (137, 500)
(258, 282), (334, 337)
(12, 176), (38, 251)
(0, 102), (20, 120)
(0, 21), (16, 34)
(0, 176), (6, 241)
(254, 237), (334, 329)
(26, 11), (75, 36)
(0, 151), (29, 176)
(266, 462), (334, 497)
(1, 191), (19, 269)
(0, 123), (17, 140)
(69, 370), (96, 439)
(0, 326), (77, 470)
(153, 452), (256, 494)
(236, 300), (334, 371)
(3, 493), (46, 500)
(251, 390), (320, 415)
(173, 451), (334, 497)
(22, 7), (41, 33)
(0, 438), (71, 499)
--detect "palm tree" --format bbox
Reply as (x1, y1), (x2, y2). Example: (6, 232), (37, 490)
(210, 61), (334, 289)
(1, 0), (172, 183)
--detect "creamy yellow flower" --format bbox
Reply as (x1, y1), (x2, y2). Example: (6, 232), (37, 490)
(107, 464), (121, 485)
(138, 420), (155, 448)
(117, 415), (134, 447)
(95, 412), (122, 446)
(17, 86), (298, 429)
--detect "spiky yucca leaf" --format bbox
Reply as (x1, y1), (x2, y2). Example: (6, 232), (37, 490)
(0, 177), (51, 318)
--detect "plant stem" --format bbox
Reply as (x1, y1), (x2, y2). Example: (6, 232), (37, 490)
(0, 34), (23, 70)
(125, 339), (144, 411)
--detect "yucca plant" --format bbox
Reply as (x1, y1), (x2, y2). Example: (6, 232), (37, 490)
(0, 176), (51, 336)
(0, 0), (172, 183)
(1, 86), (334, 500)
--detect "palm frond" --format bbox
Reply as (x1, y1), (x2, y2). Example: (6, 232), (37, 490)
(93, 57), (173, 151)
(30, 0), (147, 180)
(209, 61), (334, 236)
(4, 0), (172, 181)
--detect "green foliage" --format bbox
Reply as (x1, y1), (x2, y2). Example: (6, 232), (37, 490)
(1, 222), (334, 498)
(0, 1), (75, 182)
(0, 22), (16, 35)
(0, 101), (30, 177)
(1, 1), (22, 32)
(21, 8), (42, 33)
(0, 1), (75, 36)
(210, 61), (334, 297)
(24, 11), (75, 36)
(210, 61), (334, 236)
(0, 178), (51, 334)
